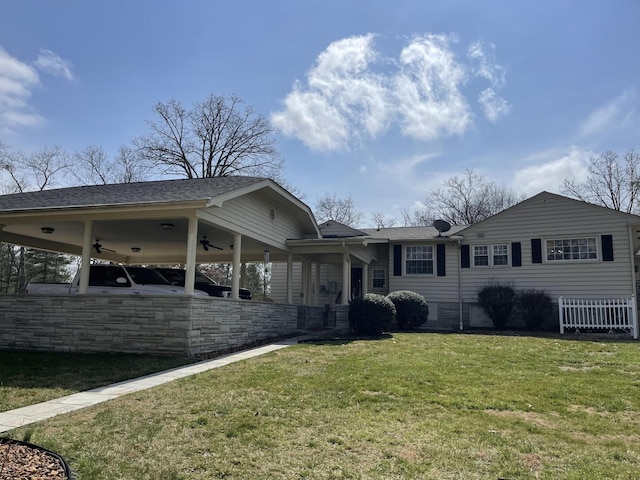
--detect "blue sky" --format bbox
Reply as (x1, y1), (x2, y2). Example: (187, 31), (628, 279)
(1, 1), (639, 224)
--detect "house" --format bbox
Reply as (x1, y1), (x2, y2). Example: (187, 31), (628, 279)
(272, 192), (640, 333)
(0, 180), (638, 356)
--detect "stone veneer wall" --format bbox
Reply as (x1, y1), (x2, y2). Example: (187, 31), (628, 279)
(0, 295), (300, 357)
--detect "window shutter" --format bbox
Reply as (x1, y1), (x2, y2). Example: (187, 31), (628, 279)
(601, 235), (614, 262)
(511, 242), (522, 267)
(531, 239), (542, 263)
(437, 243), (446, 276)
(461, 244), (470, 268)
(393, 244), (402, 276)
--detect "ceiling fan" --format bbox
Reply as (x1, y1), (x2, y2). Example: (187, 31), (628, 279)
(92, 239), (116, 254)
(200, 235), (223, 252)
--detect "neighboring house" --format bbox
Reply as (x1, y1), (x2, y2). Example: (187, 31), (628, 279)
(272, 192), (640, 331)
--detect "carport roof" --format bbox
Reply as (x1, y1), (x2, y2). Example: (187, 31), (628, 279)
(0, 176), (266, 212)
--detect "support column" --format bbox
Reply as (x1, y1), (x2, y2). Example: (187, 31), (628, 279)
(342, 252), (350, 305)
(184, 216), (198, 295)
(232, 233), (242, 299)
(286, 253), (293, 304)
(79, 220), (93, 294)
(362, 263), (369, 296)
(301, 260), (309, 305)
(314, 263), (321, 306)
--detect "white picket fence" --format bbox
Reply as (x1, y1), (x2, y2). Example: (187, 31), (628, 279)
(558, 297), (638, 339)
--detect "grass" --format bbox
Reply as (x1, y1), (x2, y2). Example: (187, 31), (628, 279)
(0, 350), (193, 412)
(4, 333), (640, 479)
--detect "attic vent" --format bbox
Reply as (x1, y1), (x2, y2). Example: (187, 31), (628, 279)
(269, 207), (276, 221)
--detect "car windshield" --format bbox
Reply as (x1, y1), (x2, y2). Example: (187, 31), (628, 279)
(195, 271), (218, 284)
(125, 267), (173, 285)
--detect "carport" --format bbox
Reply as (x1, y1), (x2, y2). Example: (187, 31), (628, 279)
(0, 176), (326, 356)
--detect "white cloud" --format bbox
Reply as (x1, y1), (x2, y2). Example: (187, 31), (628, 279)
(0, 47), (43, 133)
(272, 34), (388, 151)
(34, 49), (74, 80)
(478, 88), (511, 122)
(580, 89), (637, 137)
(394, 34), (471, 140)
(512, 146), (592, 196)
(272, 33), (509, 152)
(468, 41), (506, 89)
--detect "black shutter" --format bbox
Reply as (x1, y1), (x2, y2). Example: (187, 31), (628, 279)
(461, 244), (470, 268)
(531, 239), (542, 263)
(601, 235), (614, 262)
(393, 244), (402, 276)
(437, 243), (446, 276)
(511, 242), (522, 267)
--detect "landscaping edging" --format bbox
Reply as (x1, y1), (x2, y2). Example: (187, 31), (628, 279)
(0, 437), (73, 479)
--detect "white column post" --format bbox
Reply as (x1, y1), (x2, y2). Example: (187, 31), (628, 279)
(232, 233), (242, 299)
(79, 220), (93, 294)
(286, 253), (293, 304)
(342, 252), (350, 305)
(314, 263), (321, 306)
(362, 263), (369, 296)
(184, 216), (198, 295)
(301, 260), (309, 305)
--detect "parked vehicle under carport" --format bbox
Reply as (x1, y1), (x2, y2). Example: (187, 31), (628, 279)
(155, 268), (252, 300)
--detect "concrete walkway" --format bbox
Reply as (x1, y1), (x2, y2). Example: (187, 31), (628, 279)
(0, 335), (310, 434)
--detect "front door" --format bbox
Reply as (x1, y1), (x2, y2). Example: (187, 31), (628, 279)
(351, 267), (363, 299)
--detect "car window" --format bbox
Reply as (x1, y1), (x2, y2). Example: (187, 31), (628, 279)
(125, 267), (172, 285)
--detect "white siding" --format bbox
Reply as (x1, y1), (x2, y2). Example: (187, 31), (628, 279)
(460, 193), (637, 302)
(201, 190), (309, 249)
(388, 242), (461, 303)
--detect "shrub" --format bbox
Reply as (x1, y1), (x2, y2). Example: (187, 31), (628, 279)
(387, 290), (429, 330)
(518, 289), (553, 330)
(477, 283), (516, 329)
(349, 294), (396, 336)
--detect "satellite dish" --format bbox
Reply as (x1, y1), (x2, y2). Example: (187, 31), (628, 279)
(433, 219), (451, 236)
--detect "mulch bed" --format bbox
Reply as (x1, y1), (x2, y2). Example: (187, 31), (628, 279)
(0, 438), (72, 480)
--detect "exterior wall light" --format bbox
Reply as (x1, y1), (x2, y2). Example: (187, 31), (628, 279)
(160, 223), (174, 230)
(131, 247), (141, 252)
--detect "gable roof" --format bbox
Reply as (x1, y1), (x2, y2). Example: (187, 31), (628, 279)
(458, 191), (640, 234)
(0, 176), (267, 212)
(319, 220), (368, 238)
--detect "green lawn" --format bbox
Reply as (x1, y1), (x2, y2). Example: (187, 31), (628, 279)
(4, 333), (640, 479)
(0, 350), (193, 412)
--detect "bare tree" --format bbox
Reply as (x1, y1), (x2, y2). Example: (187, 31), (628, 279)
(314, 193), (364, 227)
(0, 144), (71, 193)
(425, 169), (525, 225)
(73, 145), (151, 185)
(371, 212), (397, 229)
(0, 144), (72, 293)
(400, 206), (432, 227)
(134, 94), (283, 179)
(561, 149), (640, 213)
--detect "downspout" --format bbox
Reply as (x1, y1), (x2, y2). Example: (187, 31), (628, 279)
(628, 225), (638, 338)
(457, 238), (463, 331)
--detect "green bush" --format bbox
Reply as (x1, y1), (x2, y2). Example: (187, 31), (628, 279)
(387, 290), (429, 330)
(518, 289), (553, 330)
(349, 294), (396, 336)
(477, 283), (516, 329)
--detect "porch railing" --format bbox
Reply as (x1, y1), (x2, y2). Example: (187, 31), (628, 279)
(558, 297), (638, 339)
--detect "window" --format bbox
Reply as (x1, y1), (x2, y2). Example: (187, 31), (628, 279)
(546, 237), (597, 261)
(473, 244), (509, 266)
(473, 245), (489, 266)
(372, 269), (386, 288)
(493, 244), (509, 265)
(405, 246), (433, 275)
